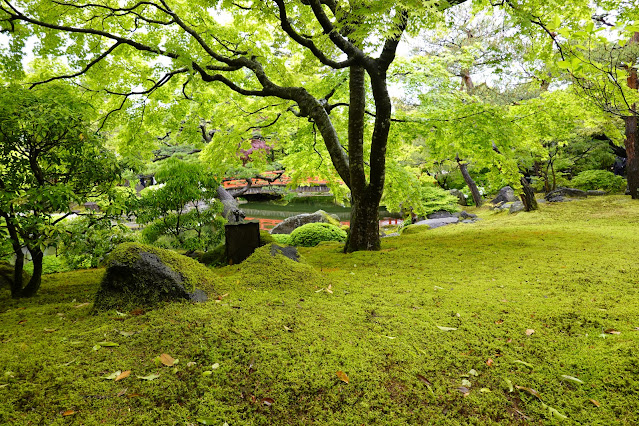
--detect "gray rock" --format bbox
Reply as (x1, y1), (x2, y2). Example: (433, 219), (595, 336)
(461, 219), (474, 224)
(586, 190), (607, 196)
(490, 186), (518, 204)
(414, 217), (459, 229)
(454, 210), (477, 220)
(427, 210), (455, 219)
(509, 201), (525, 213)
(95, 243), (211, 311)
(449, 189), (468, 206)
(270, 244), (300, 262)
(545, 187), (588, 202)
(381, 232), (400, 238)
(271, 210), (340, 234)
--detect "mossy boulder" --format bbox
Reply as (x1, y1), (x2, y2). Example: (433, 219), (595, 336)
(400, 224), (430, 235)
(94, 242), (216, 311)
(0, 261), (32, 290)
(289, 222), (347, 247)
(270, 210), (341, 234)
(238, 244), (321, 290)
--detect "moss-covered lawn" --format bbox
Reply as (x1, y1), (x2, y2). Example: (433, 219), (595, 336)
(1, 196), (638, 425)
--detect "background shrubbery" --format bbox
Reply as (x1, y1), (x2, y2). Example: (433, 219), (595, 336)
(571, 170), (626, 193)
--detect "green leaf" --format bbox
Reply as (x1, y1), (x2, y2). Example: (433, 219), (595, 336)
(136, 374), (160, 381)
(196, 418), (217, 425)
(542, 403), (568, 419)
(504, 378), (514, 392)
(96, 341), (119, 347)
(101, 371), (121, 380)
(560, 375), (584, 384)
(513, 360), (534, 368)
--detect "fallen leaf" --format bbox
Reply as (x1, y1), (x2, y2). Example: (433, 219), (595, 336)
(604, 328), (621, 335)
(336, 370), (349, 384)
(461, 379), (472, 387)
(513, 360), (534, 368)
(434, 285), (444, 290)
(542, 403), (567, 419)
(479, 388), (491, 393)
(326, 284), (333, 294)
(116, 388), (128, 397)
(525, 329), (535, 336)
(589, 399), (601, 407)
(416, 374), (431, 386)
(130, 308), (145, 316)
(486, 358), (494, 367)
(436, 325), (457, 331)
(17, 320), (26, 325)
(211, 363), (220, 370)
(115, 370), (131, 382)
(61, 410), (75, 416)
(495, 319), (504, 325)
(457, 386), (470, 396)
(96, 341), (119, 348)
(186, 361), (197, 367)
(43, 328), (56, 333)
(119, 331), (137, 337)
(468, 369), (478, 377)
(504, 378), (514, 393)
(196, 418), (217, 425)
(283, 325), (293, 332)
(560, 375), (584, 384)
(74, 303), (90, 308)
(515, 385), (541, 400)
(506, 338), (512, 343)
(101, 371), (121, 380)
(136, 374), (160, 381)
(261, 397), (274, 406)
(127, 393), (142, 398)
(159, 353), (175, 367)
(202, 371), (212, 376)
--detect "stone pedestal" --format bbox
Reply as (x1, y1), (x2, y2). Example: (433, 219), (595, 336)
(225, 221), (260, 265)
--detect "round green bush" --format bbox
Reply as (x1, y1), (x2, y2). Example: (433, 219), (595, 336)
(289, 222), (347, 247)
(571, 170), (626, 193)
(271, 233), (291, 245)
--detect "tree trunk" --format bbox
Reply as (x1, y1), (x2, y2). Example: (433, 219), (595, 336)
(457, 159), (482, 207)
(20, 247), (43, 297)
(519, 176), (538, 211)
(624, 114), (639, 199)
(345, 191), (381, 252)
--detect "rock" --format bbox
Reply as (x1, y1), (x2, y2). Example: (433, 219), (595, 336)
(381, 232), (400, 238)
(509, 201), (525, 213)
(0, 261), (32, 290)
(94, 242), (215, 311)
(427, 210), (455, 219)
(454, 210), (477, 220)
(271, 210), (341, 234)
(270, 244), (300, 262)
(413, 217), (459, 229)
(545, 187), (587, 202)
(586, 190), (607, 196)
(449, 189), (467, 206)
(490, 186), (518, 204)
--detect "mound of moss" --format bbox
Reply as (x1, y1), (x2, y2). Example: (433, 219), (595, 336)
(94, 242), (216, 311)
(400, 224), (430, 235)
(0, 261), (31, 290)
(238, 244), (321, 289)
(289, 222), (347, 247)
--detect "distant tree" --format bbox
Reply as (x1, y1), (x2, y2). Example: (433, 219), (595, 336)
(0, 83), (122, 298)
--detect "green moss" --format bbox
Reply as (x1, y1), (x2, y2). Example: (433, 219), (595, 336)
(289, 222), (347, 247)
(259, 230), (275, 246)
(400, 224), (430, 235)
(237, 244), (321, 290)
(1, 197), (639, 425)
(271, 233), (291, 245)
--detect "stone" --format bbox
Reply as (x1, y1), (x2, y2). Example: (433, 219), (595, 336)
(270, 244), (300, 262)
(454, 210), (477, 220)
(586, 190), (607, 196)
(449, 189), (468, 206)
(0, 261), (32, 290)
(545, 187), (587, 202)
(381, 232), (400, 238)
(413, 217), (459, 229)
(490, 186), (518, 205)
(427, 210), (455, 219)
(225, 221), (260, 265)
(509, 201), (525, 213)
(94, 242), (214, 311)
(270, 210), (341, 234)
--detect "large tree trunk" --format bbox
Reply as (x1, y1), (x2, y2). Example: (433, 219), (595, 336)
(457, 158), (482, 207)
(20, 247), (43, 297)
(519, 176), (538, 211)
(346, 191), (381, 251)
(625, 115), (639, 199)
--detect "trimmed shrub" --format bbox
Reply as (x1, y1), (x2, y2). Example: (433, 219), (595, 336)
(271, 233), (291, 245)
(571, 170), (626, 193)
(289, 222), (347, 247)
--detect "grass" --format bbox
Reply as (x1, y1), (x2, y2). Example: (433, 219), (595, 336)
(1, 196), (639, 425)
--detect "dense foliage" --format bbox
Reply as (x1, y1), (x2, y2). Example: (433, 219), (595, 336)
(289, 222), (348, 247)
